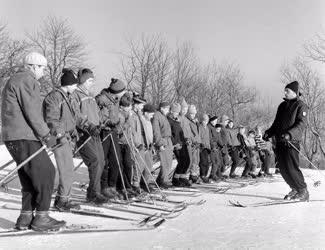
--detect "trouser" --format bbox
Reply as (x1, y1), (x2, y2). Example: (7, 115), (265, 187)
(5, 140), (55, 211)
(259, 149), (271, 174)
(229, 146), (240, 175)
(116, 144), (133, 190)
(141, 149), (153, 187)
(132, 148), (146, 187)
(77, 135), (105, 197)
(242, 155), (254, 176)
(53, 141), (74, 200)
(101, 130), (122, 189)
(173, 144), (190, 179)
(188, 146), (200, 177)
(221, 146), (230, 172)
(157, 139), (173, 184)
(210, 149), (222, 177)
(275, 142), (307, 190)
(199, 148), (210, 177)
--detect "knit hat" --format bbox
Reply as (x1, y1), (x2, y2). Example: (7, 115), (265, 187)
(108, 78), (126, 94)
(120, 93), (133, 107)
(202, 114), (209, 122)
(77, 68), (94, 84)
(24, 52), (47, 66)
(180, 98), (188, 109)
(143, 104), (156, 113)
(285, 81), (299, 95)
(60, 68), (78, 87)
(209, 116), (218, 123)
(159, 102), (170, 109)
(215, 124), (222, 128)
(170, 103), (181, 113)
(188, 104), (197, 114)
(133, 92), (146, 104)
(221, 115), (229, 123)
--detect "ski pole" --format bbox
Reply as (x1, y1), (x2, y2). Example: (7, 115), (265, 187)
(73, 136), (92, 155)
(288, 141), (323, 187)
(109, 133), (129, 202)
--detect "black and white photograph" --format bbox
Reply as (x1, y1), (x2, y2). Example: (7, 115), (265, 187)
(0, 0), (325, 249)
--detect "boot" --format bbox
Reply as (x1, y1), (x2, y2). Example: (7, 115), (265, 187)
(229, 173), (239, 179)
(284, 189), (298, 200)
(172, 178), (182, 187)
(87, 193), (109, 205)
(210, 175), (221, 182)
(201, 176), (211, 183)
(102, 187), (117, 199)
(54, 197), (80, 212)
(179, 178), (192, 187)
(293, 188), (309, 202)
(31, 211), (66, 231)
(15, 211), (33, 230)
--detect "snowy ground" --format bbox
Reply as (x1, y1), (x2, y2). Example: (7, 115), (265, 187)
(0, 145), (324, 250)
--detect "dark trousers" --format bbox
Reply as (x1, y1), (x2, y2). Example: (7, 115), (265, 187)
(242, 156), (254, 176)
(174, 145), (190, 177)
(77, 135), (105, 197)
(229, 146), (240, 175)
(199, 148), (210, 177)
(5, 140), (55, 211)
(259, 149), (271, 174)
(276, 143), (307, 191)
(210, 149), (222, 177)
(118, 144), (132, 190)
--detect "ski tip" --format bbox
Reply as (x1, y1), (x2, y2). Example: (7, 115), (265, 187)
(153, 219), (165, 228)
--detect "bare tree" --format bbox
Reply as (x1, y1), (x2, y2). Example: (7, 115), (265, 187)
(26, 15), (87, 90)
(280, 57), (325, 166)
(304, 31), (325, 63)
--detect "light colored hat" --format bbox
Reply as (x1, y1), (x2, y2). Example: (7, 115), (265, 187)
(170, 103), (181, 113)
(202, 113), (209, 121)
(180, 98), (188, 109)
(24, 52), (47, 67)
(188, 104), (197, 114)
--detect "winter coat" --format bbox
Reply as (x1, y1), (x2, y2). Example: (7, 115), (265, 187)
(71, 86), (100, 128)
(179, 115), (192, 141)
(1, 68), (50, 141)
(140, 115), (153, 148)
(227, 128), (241, 146)
(95, 89), (120, 128)
(43, 88), (77, 136)
(152, 111), (172, 147)
(208, 124), (225, 150)
(220, 126), (231, 147)
(237, 133), (253, 158)
(129, 111), (144, 148)
(116, 109), (132, 145)
(265, 97), (307, 142)
(186, 115), (201, 144)
(199, 124), (210, 149)
(167, 115), (185, 146)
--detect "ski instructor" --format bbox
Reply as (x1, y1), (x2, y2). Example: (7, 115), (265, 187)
(263, 81), (309, 201)
(1, 52), (66, 231)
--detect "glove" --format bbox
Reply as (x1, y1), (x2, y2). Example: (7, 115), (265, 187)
(282, 133), (291, 141)
(262, 132), (270, 141)
(43, 133), (57, 149)
(137, 144), (145, 151)
(87, 124), (101, 137)
(174, 143), (182, 150)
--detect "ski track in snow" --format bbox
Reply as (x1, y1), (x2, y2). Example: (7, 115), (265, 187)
(0, 145), (324, 249)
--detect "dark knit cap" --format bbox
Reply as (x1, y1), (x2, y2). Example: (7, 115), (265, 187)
(143, 104), (156, 113)
(215, 124), (222, 128)
(159, 102), (170, 109)
(108, 78), (126, 94)
(77, 68), (94, 84)
(209, 116), (218, 123)
(60, 68), (78, 86)
(120, 93), (133, 107)
(285, 81), (299, 95)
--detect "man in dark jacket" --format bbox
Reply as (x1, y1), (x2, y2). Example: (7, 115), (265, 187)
(43, 68), (80, 211)
(1, 52), (66, 231)
(264, 81), (309, 201)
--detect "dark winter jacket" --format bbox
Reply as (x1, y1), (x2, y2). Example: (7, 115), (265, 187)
(43, 88), (77, 136)
(167, 115), (185, 146)
(208, 124), (225, 150)
(152, 111), (172, 147)
(220, 126), (231, 147)
(1, 68), (50, 141)
(237, 133), (253, 158)
(227, 128), (241, 146)
(265, 97), (307, 142)
(199, 124), (210, 149)
(186, 115), (201, 145)
(95, 89), (120, 128)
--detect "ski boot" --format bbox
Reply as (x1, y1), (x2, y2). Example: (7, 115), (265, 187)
(54, 197), (80, 212)
(284, 189), (298, 200)
(31, 211), (66, 232)
(87, 193), (109, 205)
(15, 211), (33, 230)
(179, 178), (192, 187)
(293, 188), (309, 202)
(172, 178), (183, 187)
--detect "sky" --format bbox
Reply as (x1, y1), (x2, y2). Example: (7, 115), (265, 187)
(1, 0), (325, 104)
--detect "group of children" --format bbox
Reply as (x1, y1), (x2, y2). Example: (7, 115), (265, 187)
(1, 52), (276, 232)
